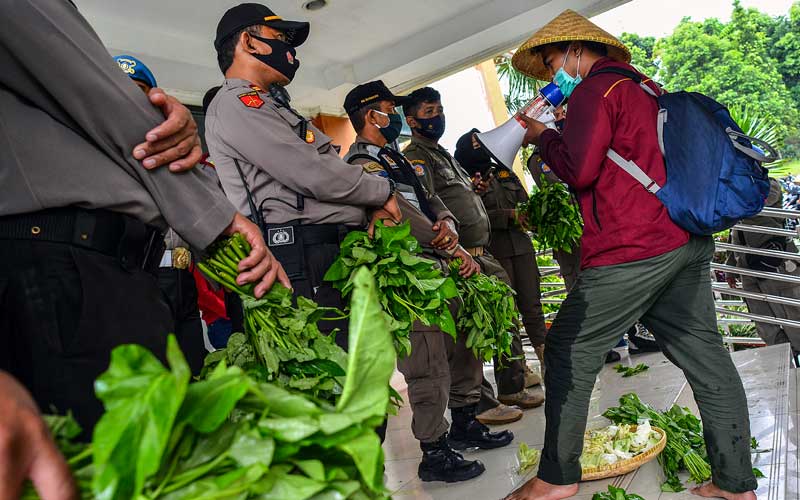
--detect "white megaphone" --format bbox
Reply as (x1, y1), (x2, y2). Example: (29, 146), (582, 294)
(476, 82), (566, 170)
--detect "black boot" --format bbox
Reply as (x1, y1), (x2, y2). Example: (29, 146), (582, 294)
(418, 434), (485, 483)
(447, 404), (514, 451)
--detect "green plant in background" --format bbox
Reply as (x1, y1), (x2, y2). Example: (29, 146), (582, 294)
(728, 105), (787, 172)
(536, 251), (565, 316)
(494, 53), (546, 169)
(494, 53), (544, 114)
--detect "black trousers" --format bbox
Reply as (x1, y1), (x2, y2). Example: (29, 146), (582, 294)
(0, 240), (174, 437)
(157, 267), (205, 374)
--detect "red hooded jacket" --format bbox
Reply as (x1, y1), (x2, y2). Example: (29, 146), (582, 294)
(539, 57), (689, 269)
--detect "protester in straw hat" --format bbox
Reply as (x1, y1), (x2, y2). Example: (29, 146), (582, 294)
(505, 9), (757, 500)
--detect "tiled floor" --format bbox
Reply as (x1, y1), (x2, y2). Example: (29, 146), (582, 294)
(383, 344), (798, 499)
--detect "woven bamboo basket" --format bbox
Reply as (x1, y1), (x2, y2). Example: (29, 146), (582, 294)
(580, 426), (667, 481)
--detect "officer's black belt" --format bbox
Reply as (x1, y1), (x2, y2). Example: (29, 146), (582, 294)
(264, 222), (356, 248)
(0, 207), (165, 274)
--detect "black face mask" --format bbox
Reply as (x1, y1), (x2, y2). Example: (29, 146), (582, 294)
(454, 129), (493, 175)
(414, 114), (446, 141)
(250, 34), (300, 82)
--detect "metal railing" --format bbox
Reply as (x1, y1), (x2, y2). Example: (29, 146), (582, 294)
(537, 205), (800, 349)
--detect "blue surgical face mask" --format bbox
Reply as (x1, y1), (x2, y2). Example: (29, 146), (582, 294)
(373, 110), (403, 143)
(553, 49), (582, 98)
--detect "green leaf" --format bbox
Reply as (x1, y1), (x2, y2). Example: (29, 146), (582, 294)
(91, 335), (190, 500)
(229, 427), (275, 467)
(254, 467), (327, 500)
(259, 416), (321, 442)
(336, 430), (384, 492)
(335, 267), (395, 422)
(177, 368), (251, 433)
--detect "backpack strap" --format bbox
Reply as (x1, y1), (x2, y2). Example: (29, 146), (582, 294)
(591, 67), (664, 195)
(605, 150), (661, 194)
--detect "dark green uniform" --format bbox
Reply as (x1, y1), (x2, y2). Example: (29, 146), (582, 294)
(345, 138), (482, 444)
(479, 168), (548, 347)
(403, 136), (527, 399)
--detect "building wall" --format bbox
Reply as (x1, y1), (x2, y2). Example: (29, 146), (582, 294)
(311, 114), (356, 157)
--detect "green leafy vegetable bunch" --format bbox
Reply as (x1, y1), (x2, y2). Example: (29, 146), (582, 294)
(198, 234), (348, 402)
(518, 175), (583, 252)
(26, 268), (393, 500)
(324, 221), (458, 357)
(447, 258), (516, 362)
(602, 393), (712, 492)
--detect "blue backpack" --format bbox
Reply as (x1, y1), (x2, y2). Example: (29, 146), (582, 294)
(591, 67), (775, 235)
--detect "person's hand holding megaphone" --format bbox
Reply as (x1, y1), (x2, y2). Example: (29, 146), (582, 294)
(518, 114), (550, 148)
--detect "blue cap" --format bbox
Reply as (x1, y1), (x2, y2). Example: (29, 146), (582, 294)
(540, 82), (565, 108)
(114, 55), (157, 89)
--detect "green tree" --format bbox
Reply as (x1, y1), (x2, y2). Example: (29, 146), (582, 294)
(619, 32), (659, 76)
(771, 3), (800, 102)
(654, 2), (799, 148)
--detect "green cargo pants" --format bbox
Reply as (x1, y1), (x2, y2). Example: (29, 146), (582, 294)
(538, 236), (757, 492)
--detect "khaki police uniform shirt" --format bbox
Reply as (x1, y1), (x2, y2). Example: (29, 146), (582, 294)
(403, 136), (490, 248)
(344, 138), (454, 257)
(0, 0), (236, 250)
(205, 79), (390, 227)
(344, 138), (455, 223)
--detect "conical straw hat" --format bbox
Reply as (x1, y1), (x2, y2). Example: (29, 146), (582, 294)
(511, 9), (631, 81)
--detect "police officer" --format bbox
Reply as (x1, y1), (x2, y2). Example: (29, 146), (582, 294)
(402, 88), (544, 422)
(343, 81), (514, 483)
(0, 1), (287, 496)
(205, 4), (401, 348)
(454, 130), (549, 377)
(114, 55), (207, 373)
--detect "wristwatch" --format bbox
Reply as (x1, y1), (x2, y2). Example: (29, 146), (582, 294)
(386, 178), (397, 200)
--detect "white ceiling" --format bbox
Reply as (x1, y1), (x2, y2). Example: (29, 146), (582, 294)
(78, 0), (630, 116)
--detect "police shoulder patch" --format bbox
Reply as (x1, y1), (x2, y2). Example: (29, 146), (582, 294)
(238, 91), (264, 109)
(409, 159), (427, 176)
(361, 161), (385, 174)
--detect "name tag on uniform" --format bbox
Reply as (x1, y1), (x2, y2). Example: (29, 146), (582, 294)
(381, 154), (399, 169)
(267, 227), (295, 247)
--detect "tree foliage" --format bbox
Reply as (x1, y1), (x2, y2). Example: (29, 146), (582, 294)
(654, 1), (800, 151)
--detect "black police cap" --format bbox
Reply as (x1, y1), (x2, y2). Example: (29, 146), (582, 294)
(215, 3), (310, 51)
(343, 80), (412, 115)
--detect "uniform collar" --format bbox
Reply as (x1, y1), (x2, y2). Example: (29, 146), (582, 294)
(410, 134), (444, 151)
(355, 136), (389, 157)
